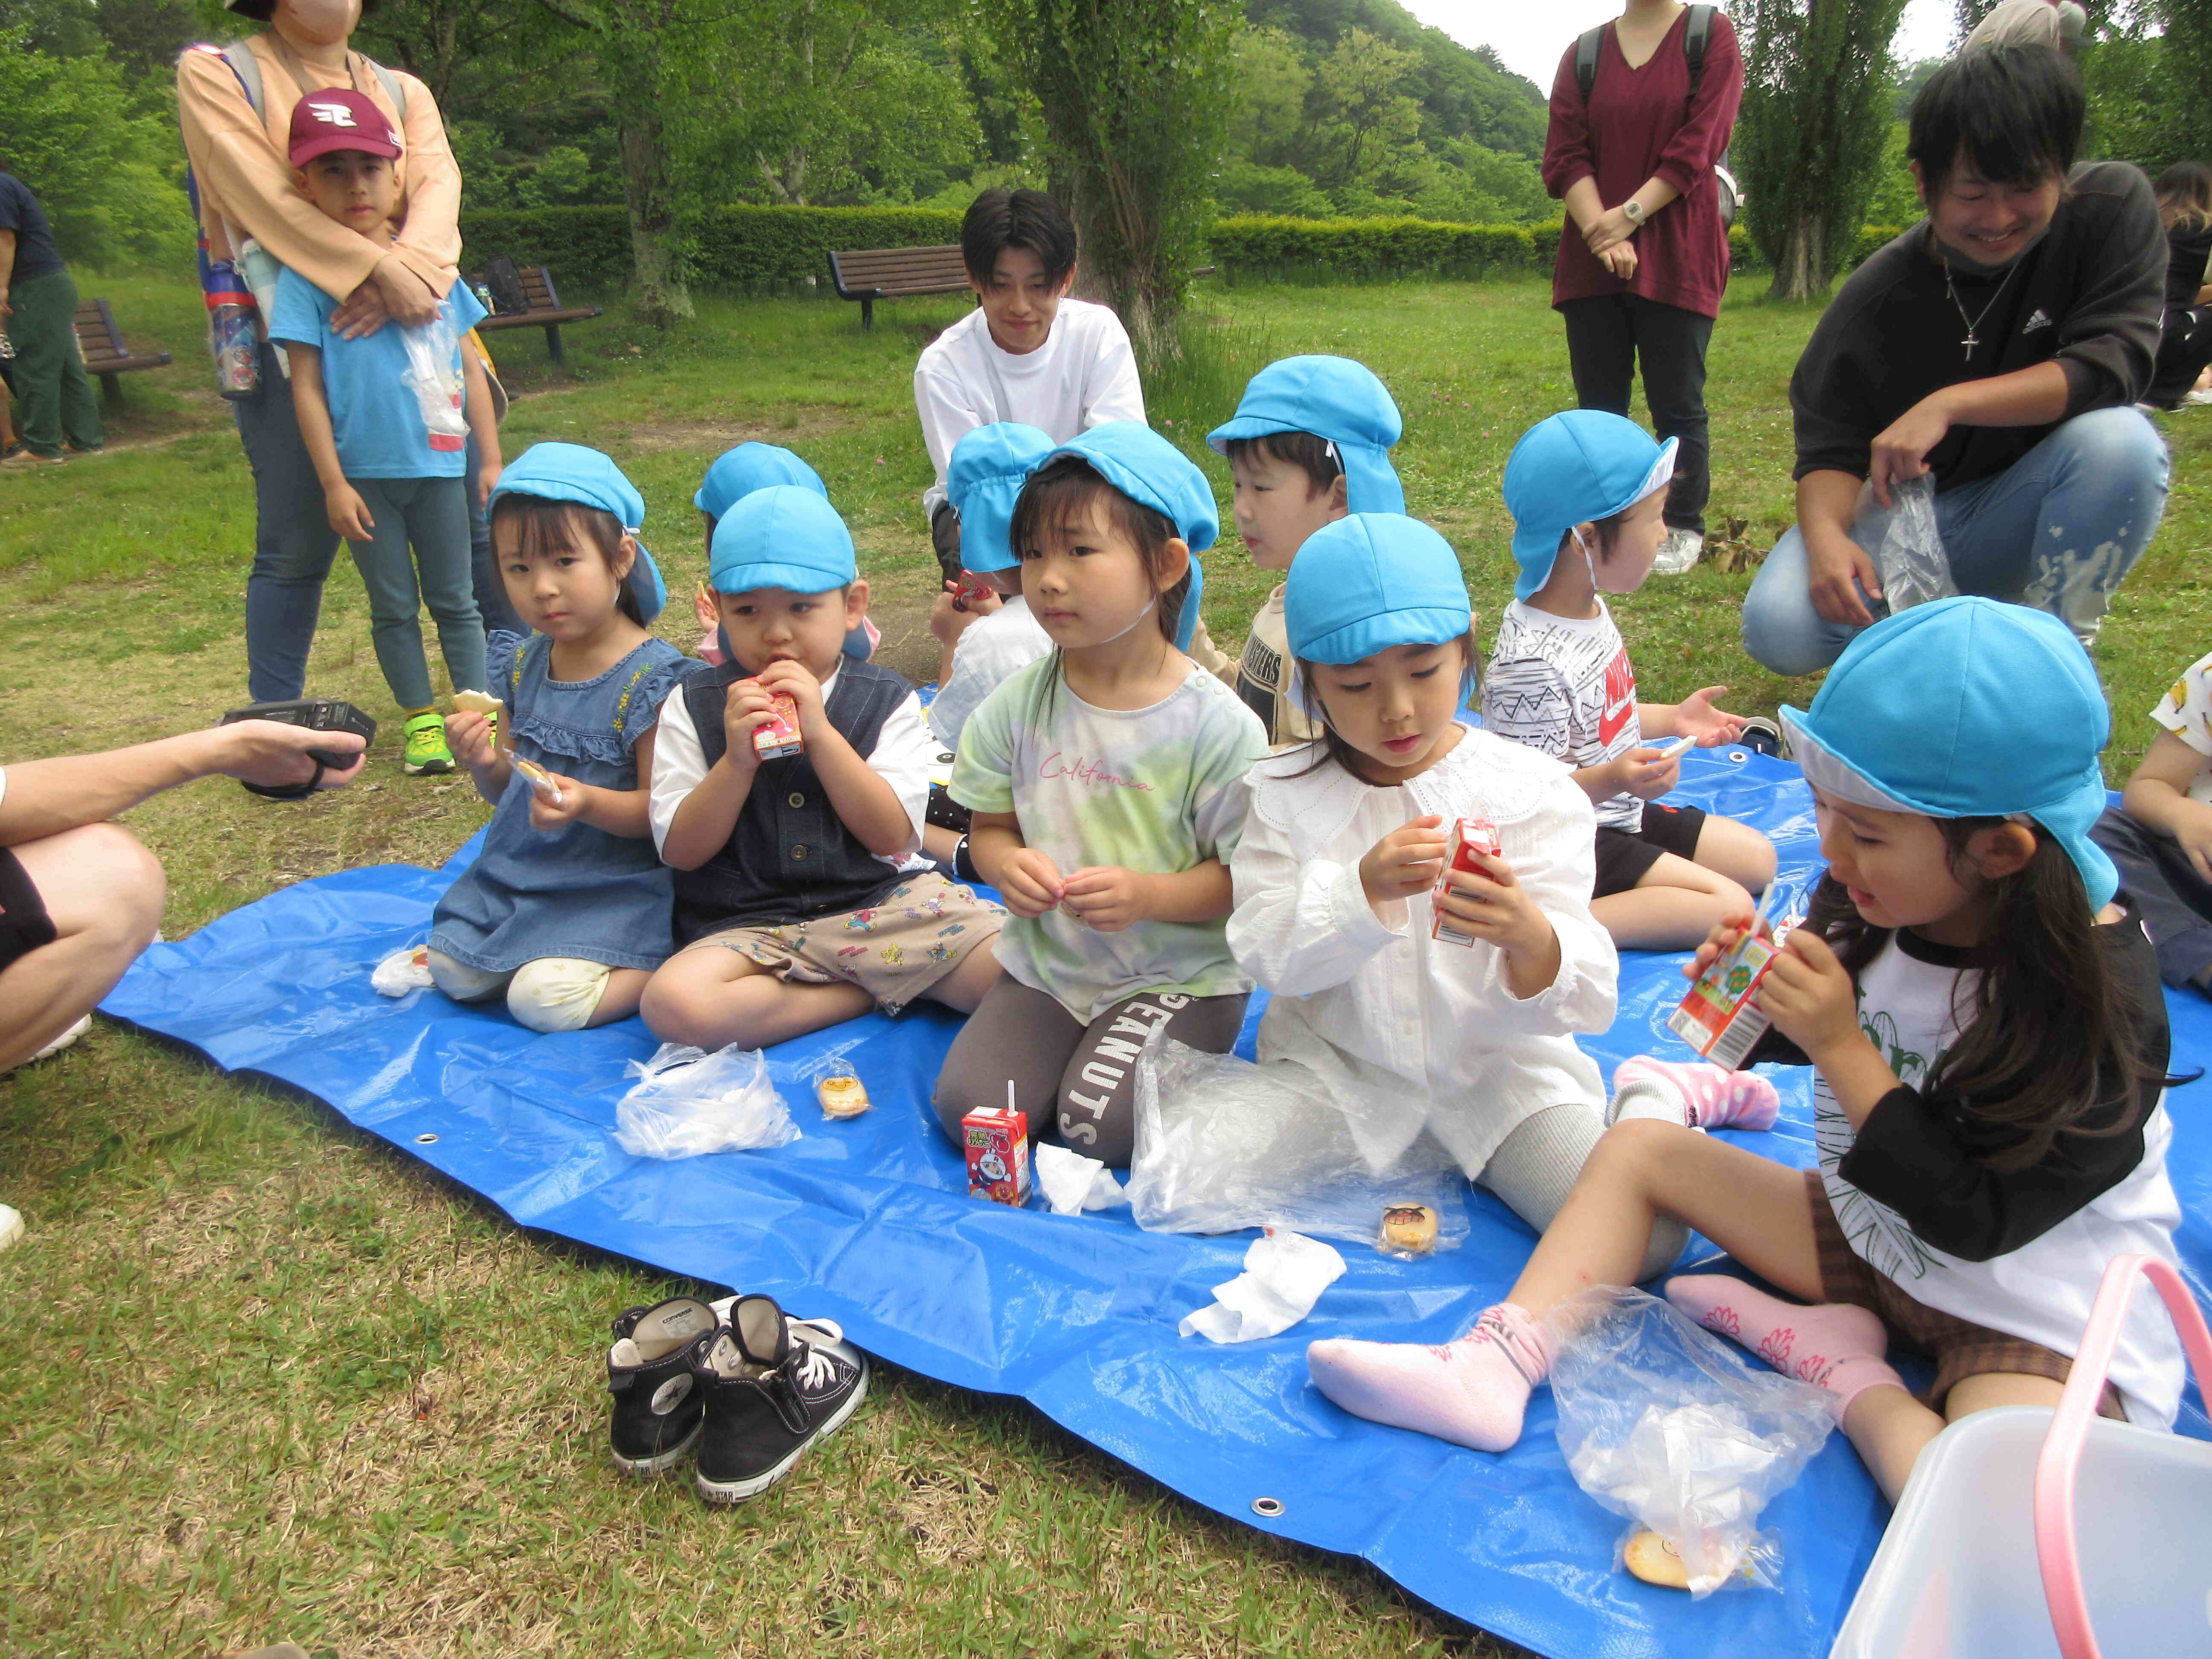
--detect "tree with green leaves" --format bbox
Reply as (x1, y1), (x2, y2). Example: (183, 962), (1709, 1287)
(1736, 0), (1911, 299)
(981, 0), (1241, 355)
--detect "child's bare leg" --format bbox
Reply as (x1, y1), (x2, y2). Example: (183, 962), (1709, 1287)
(1593, 855), (1756, 951)
(923, 939), (1001, 1013)
(1693, 813), (1778, 894)
(641, 948), (872, 1049)
(581, 967), (652, 1027)
(1505, 1119), (1823, 1316)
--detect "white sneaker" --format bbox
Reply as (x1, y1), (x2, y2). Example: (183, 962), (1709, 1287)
(2185, 389), (2212, 407)
(0, 1205), (22, 1252)
(1651, 527), (1703, 575)
(28, 1014), (90, 1064)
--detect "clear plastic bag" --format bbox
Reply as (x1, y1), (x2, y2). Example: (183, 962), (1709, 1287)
(1548, 1285), (1835, 1597)
(1856, 474), (1956, 614)
(399, 312), (469, 452)
(613, 1042), (800, 1159)
(1126, 1035), (1470, 1249)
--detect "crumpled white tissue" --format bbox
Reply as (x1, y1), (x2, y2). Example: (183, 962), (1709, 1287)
(1179, 1230), (1346, 1344)
(371, 943), (434, 997)
(1032, 1143), (1128, 1216)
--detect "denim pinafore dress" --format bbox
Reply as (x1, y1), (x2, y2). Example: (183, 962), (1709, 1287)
(429, 630), (699, 972)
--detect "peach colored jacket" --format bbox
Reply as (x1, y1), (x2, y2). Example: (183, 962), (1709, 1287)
(177, 34), (461, 309)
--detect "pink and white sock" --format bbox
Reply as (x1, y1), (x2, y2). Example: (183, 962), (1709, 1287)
(1665, 1274), (1903, 1419)
(1609, 1056), (1780, 1132)
(1306, 1303), (1554, 1453)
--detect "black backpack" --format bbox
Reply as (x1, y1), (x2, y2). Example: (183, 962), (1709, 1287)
(1575, 4), (1740, 225)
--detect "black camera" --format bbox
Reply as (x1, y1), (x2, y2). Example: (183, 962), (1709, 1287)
(218, 699), (378, 798)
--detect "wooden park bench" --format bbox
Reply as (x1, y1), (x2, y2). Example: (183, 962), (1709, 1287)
(827, 244), (971, 330)
(73, 297), (172, 407)
(469, 264), (602, 369)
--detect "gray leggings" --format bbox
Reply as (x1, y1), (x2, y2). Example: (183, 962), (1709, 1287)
(1479, 1102), (1690, 1284)
(931, 975), (1248, 1168)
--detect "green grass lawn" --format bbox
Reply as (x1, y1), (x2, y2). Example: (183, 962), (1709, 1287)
(2, 268), (2208, 1656)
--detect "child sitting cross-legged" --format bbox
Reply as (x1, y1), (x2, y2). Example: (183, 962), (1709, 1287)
(930, 424), (1271, 1166)
(1228, 514), (1696, 1273)
(2090, 648), (2212, 995)
(1484, 411), (1775, 950)
(1310, 600), (2187, 1508)
(640, 488), (1005, 1049)
(1208, 355), (1404, 746)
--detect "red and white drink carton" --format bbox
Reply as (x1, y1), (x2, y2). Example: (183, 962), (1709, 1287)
(954, 572), (998, 610)
(1669, 928), (1784, 1070)
(1430, 815), (1503, 947)
(962, 1104), (1031, 1206)
(752, 689), (803, 761)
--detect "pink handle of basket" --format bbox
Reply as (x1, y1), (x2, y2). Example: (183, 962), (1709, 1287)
(2032, 1253), (2212, 1659)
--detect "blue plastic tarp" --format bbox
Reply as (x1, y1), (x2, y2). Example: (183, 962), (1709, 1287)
(100, 748), (2211, 1659)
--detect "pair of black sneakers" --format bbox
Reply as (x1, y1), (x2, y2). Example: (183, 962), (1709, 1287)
(605, 1291), (869, 1504)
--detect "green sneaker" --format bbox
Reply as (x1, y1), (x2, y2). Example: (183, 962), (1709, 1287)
(402, 711), (455, 776)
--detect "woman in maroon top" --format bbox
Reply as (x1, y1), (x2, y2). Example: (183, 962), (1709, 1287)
(1543, 1), (1743, 574)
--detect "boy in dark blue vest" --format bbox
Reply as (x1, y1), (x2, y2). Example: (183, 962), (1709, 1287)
(642, 486), (1005, 1049)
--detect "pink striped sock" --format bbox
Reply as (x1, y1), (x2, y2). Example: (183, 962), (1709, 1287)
(1665, 1274), (1904, 1419)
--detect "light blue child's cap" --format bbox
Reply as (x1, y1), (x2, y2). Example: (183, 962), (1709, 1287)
(1502, 410), (1677, 601)
(489, 441), (667, 622)
(708, 484), (856, 595)
(693, 442), (827, 521)
(1039, 421), (1217, 652)
(1782, 597), (2118, 910)
(1206, 355), (1406, 515)
(948, 422), (1054, 573)
(1284, 513), (1471, 665)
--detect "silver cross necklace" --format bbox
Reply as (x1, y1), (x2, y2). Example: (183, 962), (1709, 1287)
(1941, 255), (2022, 360)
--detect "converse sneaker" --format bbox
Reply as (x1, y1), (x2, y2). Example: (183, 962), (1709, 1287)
(606, 1296), (720, 1476)
(1736, 716), (1784, 757)
(692, 1293), (869, 1505)
(402, 712), (455, 776)
(1651, 527), (1703, 576)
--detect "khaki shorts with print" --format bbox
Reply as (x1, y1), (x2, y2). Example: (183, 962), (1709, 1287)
(681, 873), (1002, 1014)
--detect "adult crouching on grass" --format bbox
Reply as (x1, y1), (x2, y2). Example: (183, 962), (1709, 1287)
(1542, 0), (1743, 578)
(1741, 45), (2168, 676)
(178, 0), (465, 706)
(0, 719), (367, 1247)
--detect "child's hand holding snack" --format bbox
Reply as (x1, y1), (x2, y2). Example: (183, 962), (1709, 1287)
(527, 771), (591, 832)
(995, 846), (1068, 919)
(1603, 747), (1683, 801)
(1060, 866), (1151, 932)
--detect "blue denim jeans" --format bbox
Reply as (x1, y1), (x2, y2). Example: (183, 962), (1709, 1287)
(1741, 407), (2171, 675)
(237, 341), (342, 702)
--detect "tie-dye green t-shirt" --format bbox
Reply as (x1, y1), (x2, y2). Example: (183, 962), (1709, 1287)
(950, 658), (1271, 1021)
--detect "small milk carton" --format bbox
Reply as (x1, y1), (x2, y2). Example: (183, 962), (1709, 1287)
(1430, 816), (1504, 947)
(1669, 928), (1784, 1070)
(753, 690), (804, 761)
(962, 1104), (1032, 1206)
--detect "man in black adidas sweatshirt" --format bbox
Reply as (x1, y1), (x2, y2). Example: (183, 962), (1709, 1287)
(1743, 45), (2168, 675)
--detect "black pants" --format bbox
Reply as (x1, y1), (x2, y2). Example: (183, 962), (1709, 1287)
(2150, 305), (2212, 409)
(2091, 806), (2212, 988)
(1560, 293), (1715, 536)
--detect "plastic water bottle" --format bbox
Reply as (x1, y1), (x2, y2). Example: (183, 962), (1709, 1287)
(205, 259), (259, 401)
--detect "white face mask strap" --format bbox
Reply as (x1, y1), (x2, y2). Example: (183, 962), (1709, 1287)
(1571, 525), (1598, 584)
(1094, 596), (1158, 646)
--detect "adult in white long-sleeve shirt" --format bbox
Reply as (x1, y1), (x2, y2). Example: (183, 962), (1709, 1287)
(914, 189), (1143, 578)
(1224, 512), (1681, 1276)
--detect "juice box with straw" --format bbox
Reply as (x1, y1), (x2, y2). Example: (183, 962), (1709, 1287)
(963, 1082), (1031, 1206)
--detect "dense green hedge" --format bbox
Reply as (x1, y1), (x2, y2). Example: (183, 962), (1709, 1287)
(458, 204), (964, 296)
(459, 201), (1900, 297)
(1207, 213), (1758, 282)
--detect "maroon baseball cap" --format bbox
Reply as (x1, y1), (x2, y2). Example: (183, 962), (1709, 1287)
(287, 89), (401, 167)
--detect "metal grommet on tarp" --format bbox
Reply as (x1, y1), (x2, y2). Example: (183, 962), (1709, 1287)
(415, 1132), (440, 1144)
(1251, 1495), (1285, 1518)
(1727, 749), (1749, 764)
